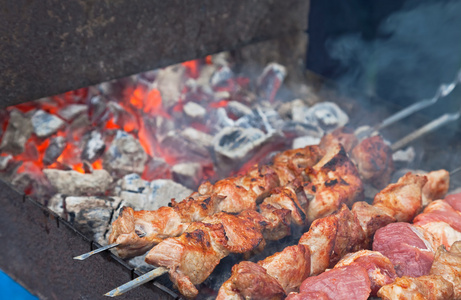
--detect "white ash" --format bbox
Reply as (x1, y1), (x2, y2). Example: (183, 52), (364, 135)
(115, 174), (193, 211)
(292, 136), (321, 149)
(57, 104), (87, 121)
(0, 110), (33, 155)
(162, 130), (210, 159)
(293, 102), (349, 132)
(55, 196), (122, 245)
(277, 99), (305, 120)
(44, 169), (113, 196)
(393, 147), (416, 163)
(81, 131), (105, 162)
(47, 194), (65, 215)
(183, 102), (206, 121)
(214, 127), (269, 160)
(156, 64), (186, 109)
(257, 63), (287, 101)
(31, 110), (66, 138)
(214, 91), (231, 101)
(146, 179), (193, 210)
(227, 101), (253, 118)
(43, 136), (66, 165)
(103, 131), (147, 177)
(208, 107), (235, 134)
(181, 128), (213, 148)
(172, 162), (203, 189)
(211, 52), (231, 67)
(0, 154), (12, 171)
(211, 66), (234, 87)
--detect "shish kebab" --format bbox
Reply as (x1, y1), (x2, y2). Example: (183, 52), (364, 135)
(216, 171), (455, 300)
(75, 126), (392, 261)
(104, 161), (448, 297)
(286, 191), (461, 299)
(104, 142), (365, 298)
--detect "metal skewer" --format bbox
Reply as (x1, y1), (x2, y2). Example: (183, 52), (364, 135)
(73, 232), (146, 260)
(104, 267), (168, 297)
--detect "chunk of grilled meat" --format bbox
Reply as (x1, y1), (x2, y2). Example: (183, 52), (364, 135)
(422, 169), (450, 206)
(373, 172), (427, 222)
(430, 242), (461, 299)
(351, 135), (394, 189)
(299, 204), (367, 275)
(377, 275), (454, 300)
(270, 145), (323, 186)
(319, 126), (358, 153)
(144, 207), (291, 298)
(216, 261), (286, 300)
(303, 144), (364, 222)
(334, 250), (397, 296)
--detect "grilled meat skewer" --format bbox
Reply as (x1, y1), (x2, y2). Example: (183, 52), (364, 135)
(108, 143), (363, 259)
(216, 172), (432, 299)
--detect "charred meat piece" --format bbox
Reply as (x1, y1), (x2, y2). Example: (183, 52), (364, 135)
(351, 201), (396, 247)
(303, 143), (364, 222)
(334, 250), (397, 296)
(216, 261), (285, 300)
(262, 186), (307, 226)
(377, 275), (454, 300)
(350, 135), (394, 189)
(270, 145), (323, 186)
(373, 222), (435, 277)
(299, 204), (366, 275)
(373, 172), (427, 222)
(258, 244), (311, 294)
(287, 264), (371, 300)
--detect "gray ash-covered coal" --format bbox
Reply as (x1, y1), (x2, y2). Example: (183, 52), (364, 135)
(0, 110), (33, 155)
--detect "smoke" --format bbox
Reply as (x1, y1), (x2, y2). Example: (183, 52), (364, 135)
(327, 0), (461, 111)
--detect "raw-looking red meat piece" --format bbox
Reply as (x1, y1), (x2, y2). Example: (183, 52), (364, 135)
(413, 200), (461, 232)
(445, 192), (461, 212)
(287, 264), (371, 300)
(334, 250), (397, 295)
(373, 222), (435, 277)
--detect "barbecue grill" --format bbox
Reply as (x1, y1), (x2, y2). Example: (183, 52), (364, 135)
(1, 1), (461, 300)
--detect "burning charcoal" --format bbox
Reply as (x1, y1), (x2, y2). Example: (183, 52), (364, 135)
(277, 99), (305, 120)
(211, 52), (231, 67)
(156, 64), (186, 109)
(227, 101), (253, 119)
(142, 157), (171, 181)
(292, 102), (349, 132)
(0, 110), (33, 155)
(257, 63), (287, 102)
(211, 65), (234, 87)
(57, 104), (87, 121)
(0, 155), (13, 172)
(12, 162), (54, 203)
(103, 131), (147, 177)
(81, 131), (105, 162)
(121, 173), (149, 193)
(43, 169), (113, 196)
(161, 130), (210, 159)
(43, 136), (67, 165)
(213, 127), (270, 174)
(64, 196), (122, 245)
(393, 147), (416, 164)
(172, 162), (203, 189)
(183, 102), (206, 121)
(145, 179), (193, 211)
(214, 91), (231, 101)
(208, 107), (235, 134)
(31, 110), (66, 138)
(88, 95), (108, 124)
(292, 135), (322, 149)
(235, 107), (284, 134)
(181, 128), (213, 148)
(281, 121), (324, 138)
